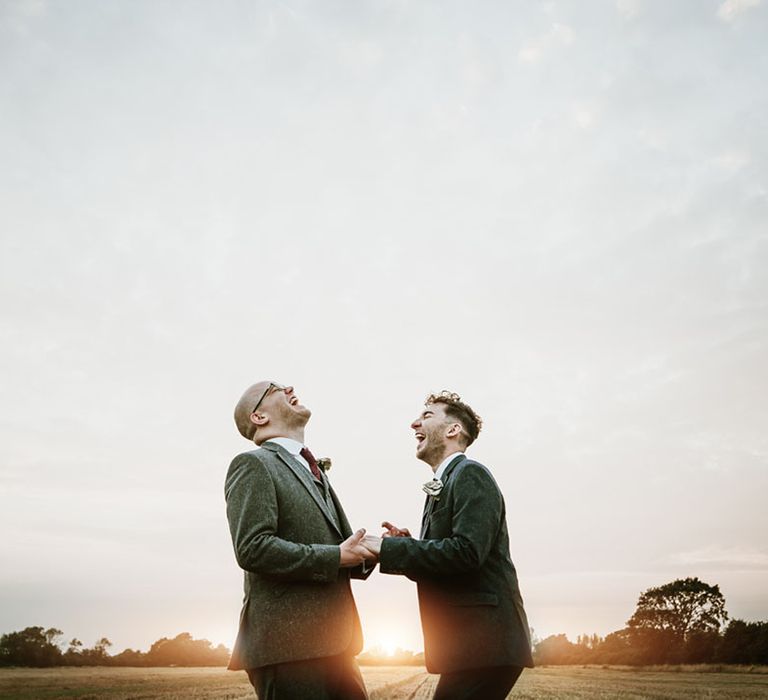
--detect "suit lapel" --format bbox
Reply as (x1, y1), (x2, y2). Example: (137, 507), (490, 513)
(420, 454), (466, 539)
(265, 444), (343, 537)
(420, 495), (433, 539)
(440, 454), (466, 484)
(328, 484), (352, 538)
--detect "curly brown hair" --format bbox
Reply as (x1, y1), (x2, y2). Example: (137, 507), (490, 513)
(425, 390), (483, 447)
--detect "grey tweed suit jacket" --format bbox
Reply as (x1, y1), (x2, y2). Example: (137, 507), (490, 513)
(225, 441), (369, 670)
(379, 455), (534, 673)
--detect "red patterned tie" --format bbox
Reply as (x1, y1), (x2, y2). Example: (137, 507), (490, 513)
(300, 447), (324, 481)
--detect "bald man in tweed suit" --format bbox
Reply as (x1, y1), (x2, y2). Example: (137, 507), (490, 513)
(226, 381), (375, 699)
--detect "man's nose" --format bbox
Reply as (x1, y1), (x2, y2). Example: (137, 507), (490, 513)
(284, 385), (294, 394)
(410, 418), (420, 429)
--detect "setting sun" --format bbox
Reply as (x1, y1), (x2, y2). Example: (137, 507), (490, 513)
(380, 639), (399, 657)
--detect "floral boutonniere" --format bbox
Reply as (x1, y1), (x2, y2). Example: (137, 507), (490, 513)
(422, 478), (443, 501)
(317, 457), (332, 473)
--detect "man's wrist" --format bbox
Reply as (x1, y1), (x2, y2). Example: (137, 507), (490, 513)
(378, 536), (404, 575)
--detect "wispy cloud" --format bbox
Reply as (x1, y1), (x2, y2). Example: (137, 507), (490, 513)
(1, 0), (47, 36)
(667, 546), (768, 569)
(717, 0), (762, 22)
(518, 23), (574, 64)
(712, 150), (751, 172)
(4, 0), (47, 17)
(571, 102), (599, 130)
(616, 0), (642, 20)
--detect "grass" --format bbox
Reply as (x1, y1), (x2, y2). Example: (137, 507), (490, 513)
(0, 664), (767, 699)
(512, 666), (768, 699)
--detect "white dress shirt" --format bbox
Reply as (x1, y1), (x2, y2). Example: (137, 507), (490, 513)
(434, 451), (465, 480)
(264, 437), (313, 475)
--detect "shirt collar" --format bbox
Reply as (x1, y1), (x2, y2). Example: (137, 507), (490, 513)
(264, 437), (304, 455)
(435, 451), (464, 480)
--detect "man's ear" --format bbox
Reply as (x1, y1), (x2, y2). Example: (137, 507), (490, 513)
(251, 412), (269, 428)
(446, 422), (463, 440)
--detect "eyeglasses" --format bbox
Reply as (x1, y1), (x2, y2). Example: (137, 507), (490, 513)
(251, 383), (286, 414)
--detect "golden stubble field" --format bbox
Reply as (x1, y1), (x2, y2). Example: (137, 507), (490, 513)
(0, 665), (767, 699)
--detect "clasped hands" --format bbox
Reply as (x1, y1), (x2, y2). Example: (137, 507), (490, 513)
(338, 521), (412, 568)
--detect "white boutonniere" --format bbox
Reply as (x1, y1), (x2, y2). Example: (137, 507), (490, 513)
(422, 478), (443, 500)
(317, 457), (332, 473)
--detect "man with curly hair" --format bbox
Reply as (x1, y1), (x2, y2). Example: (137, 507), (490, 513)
(364, 391), (533, 699)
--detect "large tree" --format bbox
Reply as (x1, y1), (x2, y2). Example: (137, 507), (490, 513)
(720, 619), (768, 664)
(627, 577), (728, 641)
(0, 627), (63, 667)
(145, 633), (230, 666)
(533, 634), (579, 665)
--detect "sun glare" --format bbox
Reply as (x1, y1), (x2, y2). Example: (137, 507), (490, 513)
(381, 638), (403, 657)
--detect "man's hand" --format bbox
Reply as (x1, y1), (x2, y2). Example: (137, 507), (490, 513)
(340, 528), (376, 567)
(381, 521), (412, 538)
(361, 534), (382, 556)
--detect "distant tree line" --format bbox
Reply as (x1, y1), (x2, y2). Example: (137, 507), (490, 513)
(0, 628), (230, 668)
(534, 577), (768, 666)
(4, 577), (766, 668)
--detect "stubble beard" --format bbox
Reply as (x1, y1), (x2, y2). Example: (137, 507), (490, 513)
(418, 426), (446, 469)
(279, 401), (311, 431)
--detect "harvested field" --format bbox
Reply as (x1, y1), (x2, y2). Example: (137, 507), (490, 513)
(0, 664), (767, 699)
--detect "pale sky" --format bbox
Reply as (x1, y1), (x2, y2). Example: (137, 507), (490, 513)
(1, 0), (766, 655)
